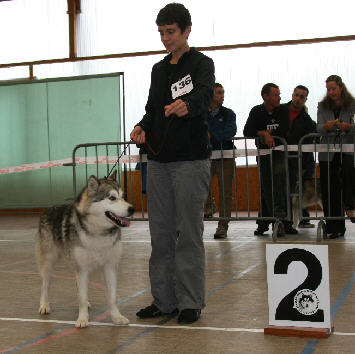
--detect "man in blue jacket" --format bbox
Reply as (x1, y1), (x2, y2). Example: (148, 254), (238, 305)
(205, 83), (237, 239)
(130, 3), (215, 324)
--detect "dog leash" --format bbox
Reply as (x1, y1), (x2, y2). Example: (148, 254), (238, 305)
(107, 114), (179, 176)
(145, 115), (176, 156)
(105, 142), (131, 178)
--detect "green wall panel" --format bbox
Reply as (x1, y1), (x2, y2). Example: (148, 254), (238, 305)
(47, 76), (121, 204)
(0, 83), (49, 166)
(0, 74), (122, 208)
(0, 83), (51, 208)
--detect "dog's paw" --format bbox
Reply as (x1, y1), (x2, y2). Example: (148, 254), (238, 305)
(75, 316), (89, 328)
(112, 314), (130, 325)
(39, 303), (51, 315)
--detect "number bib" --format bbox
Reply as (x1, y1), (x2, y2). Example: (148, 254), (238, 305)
(171, 74), (193, 100)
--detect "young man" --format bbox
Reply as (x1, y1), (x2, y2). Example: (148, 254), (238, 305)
(243, 83), (297, 236)
(204, 83), (237, 239)
(284, 85), (316, 228)
(130, 3), (215, 324)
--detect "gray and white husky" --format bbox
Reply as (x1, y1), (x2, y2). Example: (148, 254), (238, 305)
(292, 178), (323, 228)
(36, 171), (134, 328)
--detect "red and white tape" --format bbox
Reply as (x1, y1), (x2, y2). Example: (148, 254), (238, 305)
(0, 156), (146, 175)
(1, 144), (353, 175)
(0, 158), (73, 175)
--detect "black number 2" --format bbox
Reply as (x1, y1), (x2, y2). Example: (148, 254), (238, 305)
(274, 248), (324, 322)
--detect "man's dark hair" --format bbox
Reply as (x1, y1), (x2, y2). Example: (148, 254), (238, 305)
(294, 85), (309, 96)
(156, 3), (192, 33)
(261, 83), (279, 99)
(215, 82), (223, 89)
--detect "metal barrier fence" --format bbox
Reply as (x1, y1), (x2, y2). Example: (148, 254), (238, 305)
(71, 133), (354, 242)
(71, 137), (291, 241)
(296, 132), (355, 241)
(204, 136), (291, 241)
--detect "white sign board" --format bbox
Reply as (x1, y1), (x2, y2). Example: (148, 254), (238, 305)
(266, 244), (331, 329)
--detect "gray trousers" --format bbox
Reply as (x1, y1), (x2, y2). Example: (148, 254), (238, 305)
(147, 159), (210, 312)
(205, 158), (235, 228)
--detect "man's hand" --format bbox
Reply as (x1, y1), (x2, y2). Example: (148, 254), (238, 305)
(258, 130), (275, 148)
(263, 133), (275, 148)
(130, 126), (146, 144)
(324, 119), (339, 131)
(164, 99), (188, 118)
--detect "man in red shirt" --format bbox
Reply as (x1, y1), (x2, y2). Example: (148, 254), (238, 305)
(285, 85), (316, 228)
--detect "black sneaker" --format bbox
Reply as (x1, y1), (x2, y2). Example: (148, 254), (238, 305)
(254, 226), (268, 236)
(214, 232), (227, 239)
(177, 309), (201, 324)
(136, 304), (178, 318)
(328, 232), (345, 239)
(284, 226), (298, 234)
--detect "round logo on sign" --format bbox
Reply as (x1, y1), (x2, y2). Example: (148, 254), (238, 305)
(293, 289), (319, 315)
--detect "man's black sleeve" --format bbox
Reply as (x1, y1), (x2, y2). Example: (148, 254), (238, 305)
(243, 106), (259, 137)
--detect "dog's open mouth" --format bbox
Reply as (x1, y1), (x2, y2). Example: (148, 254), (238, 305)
(105, 211), (131, 227)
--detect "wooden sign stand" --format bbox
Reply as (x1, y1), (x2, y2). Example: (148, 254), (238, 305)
(264, 325), (332, 338)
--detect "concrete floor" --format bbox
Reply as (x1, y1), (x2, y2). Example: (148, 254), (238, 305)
(0, 213), (354, 353)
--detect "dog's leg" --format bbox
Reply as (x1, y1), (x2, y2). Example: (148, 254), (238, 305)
(75, 270), (90, 328)
(103, 264), (129, 325)
(36, 239), (58, 315)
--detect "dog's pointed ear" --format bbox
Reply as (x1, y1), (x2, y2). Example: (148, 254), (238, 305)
(108, 170), (117, 181)
(87, 175), (99, 196)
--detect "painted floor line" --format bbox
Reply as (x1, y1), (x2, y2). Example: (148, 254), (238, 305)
(0, 317), (354, 336)
(301, 271), (355, 354)
(120, 240), (355, 244)
(1, 239), (354, 244)
(121, 240), (255, 243)
(0, 317), (261, 332)
(0, 229), (37, 232)
(0, 240), (33, 242)
(333, 331), (355, 336)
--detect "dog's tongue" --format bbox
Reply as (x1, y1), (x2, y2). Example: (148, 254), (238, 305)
(106, 211), (131, 227)
(117, 216), (130, 227)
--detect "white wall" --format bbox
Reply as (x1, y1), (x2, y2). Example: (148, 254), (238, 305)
(1, 0), (354, 161)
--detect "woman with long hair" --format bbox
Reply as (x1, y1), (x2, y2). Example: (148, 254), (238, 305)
(317, 75), (355, 238)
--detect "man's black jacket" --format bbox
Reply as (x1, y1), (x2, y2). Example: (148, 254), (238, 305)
(243, 103), (289, 148)
(284, 101), (315, 145)
(284, 101), (316, 172)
